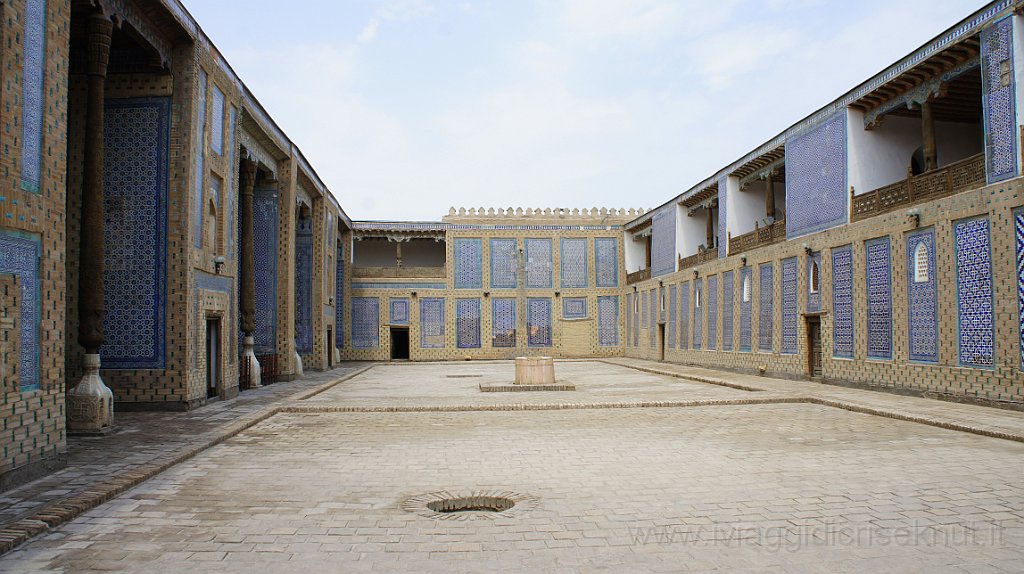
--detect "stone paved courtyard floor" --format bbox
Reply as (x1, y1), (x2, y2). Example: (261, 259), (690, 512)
(2, 360), (1024, 572)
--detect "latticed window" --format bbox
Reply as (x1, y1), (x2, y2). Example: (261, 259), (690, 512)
(914, 243), (929, 283)
(809, 261), (820, 294)
(742, 276), (751, 302)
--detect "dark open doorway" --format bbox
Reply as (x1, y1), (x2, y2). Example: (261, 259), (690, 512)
(326, 328), (334, 368)
(657, 323), (665, 361)
(206, 318), (220, 399)
(390, 327), (410, 360)
(805, 316), (822, 378)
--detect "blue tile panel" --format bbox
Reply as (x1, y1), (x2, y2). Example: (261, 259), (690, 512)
(693, 280), (703, 350)
(0, 231), (40, 389)
(706, 275), (718, 350)
(722, 271), (734, 351)
(193, 71), (207, 248)
(865, 237), (892, 360)
(456, 298), (481, 349)
(453, 238), (483, 289)
(335, 246), (344, 348)
(650, 289), (657, 349)
(101, 98), (170, 369)
(598, 296), (619, 346)
(525, 239), (553, 288)
(785, 112), (848, 239)
(226, 107), (238, 259)
(807, 252), (822, 313)
(595, 238), (619, 287)
(527, 298), (552, 347)
(667, 285), (677, 349)
(954, 218), (995, 367)
(982, 17), (1017, 183)
(390, 298), (410, 325)
(19, 0), (46, 193)
(625, 293), (632, 347)
(641, 287), (649, 330)
(563, 297), (587, 319)
(492, 298), (516, 347)
(295, 217), (313, 354)
(718, 176), (728, 258)
(759, 263), (773, 352)
(211, 84), (225, 155)
(832, 245), (854, 358)
(679, 282), (690, 349)
(194, 272), (234, 369)
(632, 293), (639, 347)
(420, 298), (445, 348)
(781, 257), (798, 355)
(651, 208), (676, 277)
(739, 268), (752, 352)
(560, 238), (588, 288)
(489, 238), (517, 289)
(906, 229), (938, 363)
(351, 297), (380, 349)
(1016, 208), (1024, 369)
(253, 187), (278, 354)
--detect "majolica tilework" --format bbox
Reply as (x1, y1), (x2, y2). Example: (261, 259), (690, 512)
(707, 275), (718, 351)
(759, 263), (773, 352)
(525, 238), (553, 288)
(101, 98), (170, 369)
(982, 17), (1017, 183)
(563, 297), (587, 319)
(453, 238), (483, 289)
(906, 229), (938, 363)
(954, 218), (995, 367)
(679, 282), (690, 349)
(625, 293), (633, 347)
(632, 293), (639, 347)
(722, 270), (734, 351)
(595, 238), (619, 287)
(492, 298), (516, 348)
(786, 112), (847, 239)
(740, 268), (752, 352)
(641, 288), (649, 330)
(194, 271), (233, 370)
(718, 176), (728, 258)
(489, 238), (517, 289)
(527, 298), (552, 347)
(1015, 208), (1024, 369)
(226, 107), (238, 259)
(650, 289), (657, 349)
(598, 296), (619, 347)
(667, 285), (677, 349)
(19, 0), (46, 193)
(390, 298), (410, 325)
(211, 84), (225, 155)
(456, 298), (481, 349)
(807, 252), (822, 313)
(335, 246), (344, 348)
(781, 257), (798, 355)
(295, 217), (313, 354)
(693, 280), (703, 350)
(866, 237), (892, 360)
(351, 297), (380, 349)
(253, 187), (278, 354)
(193, 71), (207, 249)
(651, 208), (676, 277)
(560, 238), (587, 288)
(420, 298), (445, 349)
(0, 231), (40, 390)
(832, 245), (854, 358)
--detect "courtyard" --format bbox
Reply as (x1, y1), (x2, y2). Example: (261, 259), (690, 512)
(1, 360), (1023, 572)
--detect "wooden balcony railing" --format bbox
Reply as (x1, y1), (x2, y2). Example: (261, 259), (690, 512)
(678, 248), (717, 272)
(851, 152), (985, 223)
(352, 266), (446, 279)
(626, 267), (651, 285)
(728, 219), (786, 257)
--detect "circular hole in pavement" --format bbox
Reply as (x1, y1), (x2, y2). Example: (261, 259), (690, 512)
(427, 496), (515, 514)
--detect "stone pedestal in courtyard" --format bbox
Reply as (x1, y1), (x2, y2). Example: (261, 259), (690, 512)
(242, 336), (262, 389)
(67, 354), (114, 434)
(515, 357), (555, 385)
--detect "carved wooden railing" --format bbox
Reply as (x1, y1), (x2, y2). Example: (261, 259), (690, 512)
(626, 268), (651, 285)
(728, 219), (786, 257)
(851, 153), (985, 223)
(678, 249), (717, 272)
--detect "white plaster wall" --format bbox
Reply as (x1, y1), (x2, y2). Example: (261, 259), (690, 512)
(731, 180), (770, 237)
(624, 231), (646, 273)
(674, 204), (687, 261)
(935, 120), (983, 165)
(1014, 14), (1024, 167)
(847, 108), (919, 195)
(678, 207), (708, 257)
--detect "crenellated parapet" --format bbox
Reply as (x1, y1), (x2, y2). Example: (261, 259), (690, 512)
(442, 206), (646, 224)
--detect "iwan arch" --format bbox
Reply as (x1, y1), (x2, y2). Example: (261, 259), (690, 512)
(0, 0), (1022, 488)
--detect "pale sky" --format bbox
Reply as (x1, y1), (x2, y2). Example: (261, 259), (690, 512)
(184, 0), (982, 221)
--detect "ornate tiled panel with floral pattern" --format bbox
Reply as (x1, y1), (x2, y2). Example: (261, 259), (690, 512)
(598, 296), (619, 346)
(456, 298), (481, 349)
(253, 187), (278, 354)
(490, 238), (516, 289)
(807, 251), (822, 313)
(832, 245), (854, 358)
(955, 218), (994, 367)
(982, 17), (1017, 183)
(0, 231), (40, 389)
(420, 298), (445, 348)
(693, 279), (703, 350)
(707, 275), (718, 350)
(866, 237), (892, 360)
(906, 229), (938, 363)
(351, 297), (380, 349)
(560, 238), (587, 288)
(453, 238), (483, 289)
(722, 270), (734, 351)
(595, 238), (619, 287)
(492, 298), (516, 347)
(759, 263), (774, 352)
(781, 257), (798, 355)
(679, 282), (690, 349)
(786, 112), (847, 239)
(740, 268), (752, 352)
(335, 246), (344, 348)
(295, 217), (313, 354)
(193, 71), (207, 248)
(525, 239), (552, 288)
(527, 298), (552, 347)
(390, 298), (410, 325)
(650, 289), (658, 349)
(718, 176), (728, 258)
(19, 0), (46, 193)
(652, 208), (676, 277)
(211, 84), (225, 155)
(563, 297), (587, 319)
(667, 285), (677, 349)
(1015, 208), (1024, 369)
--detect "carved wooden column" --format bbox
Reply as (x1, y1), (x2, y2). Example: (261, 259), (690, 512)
(922, 100), (938, 172)
(765, 171), (776, 220)
(238, 158), (260, 388)
(706, 205), (715, 248)
(68, 13), (114, 434)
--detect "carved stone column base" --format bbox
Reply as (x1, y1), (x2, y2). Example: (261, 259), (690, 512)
(333, 347), (341, 366)
(294, 351), (304, 378)
(243, 336), (262, 389)
(67, 354), (114, 435)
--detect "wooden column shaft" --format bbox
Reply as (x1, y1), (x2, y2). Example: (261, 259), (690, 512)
(239, 159), (258, 335)
(922, 100), (938, 172)
(765, 173), (776, 220)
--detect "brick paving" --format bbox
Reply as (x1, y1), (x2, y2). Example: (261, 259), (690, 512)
(2, 359), (1024, 572)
